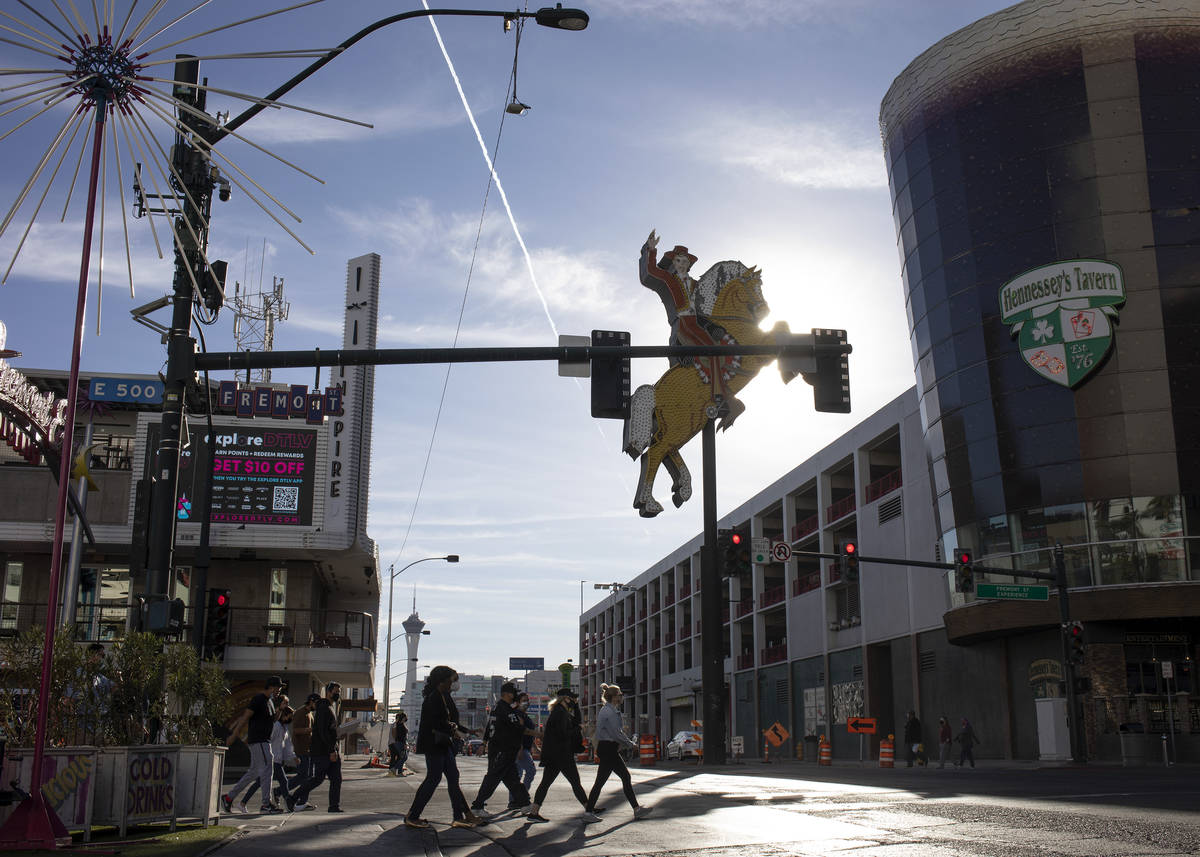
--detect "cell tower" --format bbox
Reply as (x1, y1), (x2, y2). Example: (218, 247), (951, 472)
(231, 275), (290, 383)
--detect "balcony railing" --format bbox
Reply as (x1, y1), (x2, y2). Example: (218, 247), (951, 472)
(649, 637), (660, 650)
(679, 624), (691, 639)
(736, 652), (754, 671)
(679, 584), (691, 599)
(827, 561), (842, 584)
(650, 602), (660, 614)
(735, 597), (754, 618)
(664, 631), (675, 645)
(825, 494), (856, 524)
(650, 677), (660, 690)
(229, 606), (375, 651)
(760, 585), (785, 609)
(664, 591), (675, 607)
(761, 644), (787, 665)
(865, 467), (902, 503)
(793, 570), (821, 596)
(791, 513), (819, 542)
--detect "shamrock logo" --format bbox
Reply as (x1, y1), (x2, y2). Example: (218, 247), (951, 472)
(1031, 319), (1054, 343)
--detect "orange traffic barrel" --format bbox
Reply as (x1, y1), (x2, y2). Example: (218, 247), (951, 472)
(639, 734), (656, 766)
(879, 735), (894, 768)
(818, 736), (832, 766)
(576, 738), (590, 764)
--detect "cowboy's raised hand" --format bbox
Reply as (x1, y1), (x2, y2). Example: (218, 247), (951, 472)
(645, 230), (658, 251)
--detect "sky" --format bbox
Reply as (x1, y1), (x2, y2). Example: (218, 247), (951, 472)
(0, 0), (1016, 699)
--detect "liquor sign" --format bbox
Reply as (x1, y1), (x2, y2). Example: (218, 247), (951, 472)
(999, 259), (1125, 388)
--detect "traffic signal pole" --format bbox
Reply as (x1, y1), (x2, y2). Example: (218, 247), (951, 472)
(699, 418), (727, 765)
(1054, 543), (1086, 763)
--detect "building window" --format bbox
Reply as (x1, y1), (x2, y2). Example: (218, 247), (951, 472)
(1, 562), (23, 632)
(268, 567), (287, 642)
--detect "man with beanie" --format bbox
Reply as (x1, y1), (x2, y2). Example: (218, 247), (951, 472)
(288, 693), (321, 789)
(470, 681), (538, 818)
(292, 682), (344, 812)
(222, 676), (285, 814)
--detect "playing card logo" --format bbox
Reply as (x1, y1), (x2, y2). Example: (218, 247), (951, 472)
(999, 259), (1125, 388)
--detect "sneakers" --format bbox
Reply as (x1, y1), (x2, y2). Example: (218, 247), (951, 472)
(527, 812), (549, 823)
(404, 816), (430, 829)
(260, 804), (283, 814)
(581, 811), (601, 823)
(450, 819), (476, 829)
(284, 793), (296, 812)
(294, 802), (315, 812)
(327, 807), (343, 813)
(634, 806), (653, 819)
(238, 803), (249, 814)
(221, 794), (234, 813)
(470, 808), (495, 820)
(463, 811), (485, 826)
(512, 804), (532, 816)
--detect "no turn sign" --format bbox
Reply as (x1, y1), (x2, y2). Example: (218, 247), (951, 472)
(771, 541), (792, 562)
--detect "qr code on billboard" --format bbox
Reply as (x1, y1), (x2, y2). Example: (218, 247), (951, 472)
(273, 486), (300, 512)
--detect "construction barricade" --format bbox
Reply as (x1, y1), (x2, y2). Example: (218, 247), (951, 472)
(879, 734), (895, 768)
(818, 735), (832, 766)
(639, 734), (656, 767)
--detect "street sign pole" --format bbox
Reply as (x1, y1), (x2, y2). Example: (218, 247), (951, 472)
(699, 418), (726, 766)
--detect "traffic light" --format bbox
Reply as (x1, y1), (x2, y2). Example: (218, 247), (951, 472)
(841, 541), (859, 582)
(716, 528), (733, 576)
(728, 529), (752, 576)
(204, 588), (231, 660)
(954, 550), (974, 593)
(590, 330), (630, 420)
(1064, 621), (1085, 665)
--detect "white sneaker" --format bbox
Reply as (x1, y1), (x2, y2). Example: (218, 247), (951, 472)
(294, 803), (315, 812)
(634, 806), (652, 819)
(471, 809), (494, 819)
(237, 803), (248, 814)
(581, 811), (601, 823)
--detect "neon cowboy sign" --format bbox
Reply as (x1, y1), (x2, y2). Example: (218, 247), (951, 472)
(217, 381), (345, 424)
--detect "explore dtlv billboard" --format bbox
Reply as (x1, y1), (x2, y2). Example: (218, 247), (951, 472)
(146, 420), (317, 527)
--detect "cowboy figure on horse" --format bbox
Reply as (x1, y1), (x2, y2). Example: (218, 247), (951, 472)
(639, 230), (746, 428)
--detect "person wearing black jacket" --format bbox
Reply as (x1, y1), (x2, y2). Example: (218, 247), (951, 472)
(527, 688), (598, 823)
(292, 682), (344, 811)
(469, 681), (537, 818)
(405, 666), (481, 830)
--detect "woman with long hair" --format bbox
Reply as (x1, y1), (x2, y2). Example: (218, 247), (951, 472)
(527, 688), (598, 823)
(584, 683), (650, 821)
(404, 666), (481, 829)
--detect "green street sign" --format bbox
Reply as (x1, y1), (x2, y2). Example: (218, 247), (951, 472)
(976, 583), (1049, 601)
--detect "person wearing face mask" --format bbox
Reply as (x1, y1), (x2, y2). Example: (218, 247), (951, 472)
(292, 682), (344, 812)
(222, 676), (286, 815)
(511, 693), (537, 801)
(526, 688), (598, 823)
(469, 681), (538, 819)
(405, 666), (481, 829)
(242, 705), (297, 811)
(584, 683), (650, 820)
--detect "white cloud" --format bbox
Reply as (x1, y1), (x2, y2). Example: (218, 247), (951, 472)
(607, 0), (843, 27)
(684, 113), (887, 190)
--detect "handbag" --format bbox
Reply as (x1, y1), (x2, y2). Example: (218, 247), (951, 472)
(432, 729), (452, 749)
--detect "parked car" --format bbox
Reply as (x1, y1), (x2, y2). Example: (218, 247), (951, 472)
(666, 730), (703, 759)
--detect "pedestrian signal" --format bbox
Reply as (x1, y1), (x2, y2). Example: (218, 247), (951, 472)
(1064, 620), (1085, 665)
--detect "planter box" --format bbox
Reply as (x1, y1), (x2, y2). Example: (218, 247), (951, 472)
(95, 745), (180, 836)
(0, 747), (98, 839)
(174, 746), (224, 827)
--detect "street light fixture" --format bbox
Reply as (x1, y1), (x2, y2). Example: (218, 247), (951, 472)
(382, 555), (459, 715)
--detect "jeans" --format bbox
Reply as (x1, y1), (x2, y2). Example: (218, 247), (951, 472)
(532, 758), (589, 808)
(515, 749), (536, 794)
(288, 753), (314, 790)
(959, 745), (975, 767)
(227, 741), (274, 807)
(293, 754), (342, 809)
(408, 748), (470, 821)
(939, 741), (952, 767)
(389, 742), (408, 774)
(471, 748), (529, 810)
(586, 741), (638, 810)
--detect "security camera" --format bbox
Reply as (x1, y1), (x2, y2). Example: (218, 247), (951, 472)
(215, 175), (231, 202)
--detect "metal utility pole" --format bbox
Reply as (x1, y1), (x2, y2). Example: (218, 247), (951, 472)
(1054, 543), (1086, 763)
(699, 418), (727, 765)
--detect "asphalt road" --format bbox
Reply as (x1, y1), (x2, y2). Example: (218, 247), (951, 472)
(213, 755), (1200, 856)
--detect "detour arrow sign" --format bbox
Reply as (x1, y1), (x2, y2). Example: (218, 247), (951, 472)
(847, 717), (877, 735)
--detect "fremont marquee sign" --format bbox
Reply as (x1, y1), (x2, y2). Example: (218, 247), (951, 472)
(999, 259), (1126, 388)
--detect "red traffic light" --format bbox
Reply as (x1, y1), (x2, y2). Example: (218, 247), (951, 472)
(843, 542), (856, 554)
(730, 532), (743, 546)
(958, 552), (971, 564)
(1069, 623), (1083, 638)
(216, 593), (228, 607)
